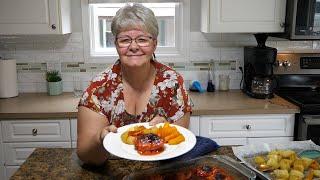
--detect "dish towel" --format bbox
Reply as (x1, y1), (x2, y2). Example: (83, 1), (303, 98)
(163, 136), (220, 163)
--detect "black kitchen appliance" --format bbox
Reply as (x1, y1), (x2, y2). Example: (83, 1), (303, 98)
(269, 0), (320, 40)
(275, 57), (320, 145)
(243, 34), (277, 99)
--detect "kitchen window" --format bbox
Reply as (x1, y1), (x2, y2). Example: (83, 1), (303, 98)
(81, 0), (190, 63)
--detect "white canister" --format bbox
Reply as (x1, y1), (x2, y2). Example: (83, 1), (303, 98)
(0, 59), (18, 98)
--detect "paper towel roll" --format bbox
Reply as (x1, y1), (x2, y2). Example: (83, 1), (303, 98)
(0, 59), (18, 98)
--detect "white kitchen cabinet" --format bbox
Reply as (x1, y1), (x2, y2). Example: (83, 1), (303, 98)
(199, 114), (295, 145)
(71, 118), (77, 148)
(1, 166), (5, 180)
(189, 116), (200, 136)
(0, 121), (4, 180)
(1, 119), (72, 179)
(2, 120), (70, 142)
(201, 0), (286, 33)
(5, 166), (19, 180)
(0, 0), (71, 35)
(3, 142), (71, 166)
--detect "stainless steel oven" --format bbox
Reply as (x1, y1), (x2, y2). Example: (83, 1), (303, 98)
(297, 115), (320, 144)
(275, 55), (320, 145)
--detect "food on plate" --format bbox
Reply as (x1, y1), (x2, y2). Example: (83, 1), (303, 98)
(134, 133), (165, 155)
(120, 122), (185, 155)
(252, 149), (320, 180)
(137, 165), (234, 180)
(121, 125), (148, 145)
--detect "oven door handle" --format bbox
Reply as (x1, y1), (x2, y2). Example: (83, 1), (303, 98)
(304, 116), (320, 125)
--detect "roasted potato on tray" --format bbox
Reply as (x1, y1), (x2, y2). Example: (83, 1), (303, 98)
(247, 149), (320, 180)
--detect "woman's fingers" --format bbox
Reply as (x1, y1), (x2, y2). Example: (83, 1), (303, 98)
(108, 125), (118, 133)
(149, 115), (167, 126)
(100, 125), (118, 142)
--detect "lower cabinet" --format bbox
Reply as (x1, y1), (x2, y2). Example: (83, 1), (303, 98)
(199, 114), (295, 146)
(71, 119), (77, 148)
(0, 165), (5, 180)
(189, 116), (200, 136)
(1, 119), (72, 180)
(4, 166), (19, 179)
(0, 121), (4, 180)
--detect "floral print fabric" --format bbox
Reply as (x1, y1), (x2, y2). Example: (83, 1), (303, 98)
(78, 60), (192, 127)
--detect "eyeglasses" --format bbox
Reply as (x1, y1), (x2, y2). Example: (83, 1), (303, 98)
(116, 35), (154, 48)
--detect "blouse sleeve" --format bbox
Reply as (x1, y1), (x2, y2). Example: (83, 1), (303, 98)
(166, 74), (192, 123)
(78, 72), (107, 116)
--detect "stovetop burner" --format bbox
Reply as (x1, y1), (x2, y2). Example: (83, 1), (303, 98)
(275, 74), (320, 114)
(276, 89), (320, 105)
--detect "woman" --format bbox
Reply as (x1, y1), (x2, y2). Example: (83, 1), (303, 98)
(77, 3), (191, 165)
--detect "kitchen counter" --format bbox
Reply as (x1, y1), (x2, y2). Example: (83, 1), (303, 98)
(0, 90), (299, 119)
(10, 147), (235, 179)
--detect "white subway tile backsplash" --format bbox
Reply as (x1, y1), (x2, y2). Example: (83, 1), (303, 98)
(1, 29), (319, 93)
(18, 82), (46, 93)
(18, 73), (46, 83)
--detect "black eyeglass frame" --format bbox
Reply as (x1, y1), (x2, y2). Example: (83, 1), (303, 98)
(115, 35), (155, 48)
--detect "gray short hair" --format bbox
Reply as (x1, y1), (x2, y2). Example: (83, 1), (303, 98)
(111, 3), (159, 38)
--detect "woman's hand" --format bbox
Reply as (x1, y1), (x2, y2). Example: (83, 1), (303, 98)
(149, 115), (167, 126)
(100, 125), (118, 142)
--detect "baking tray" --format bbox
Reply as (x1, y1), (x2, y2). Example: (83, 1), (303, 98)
(123, 155), (256, 180)
(232, 140), (320, 180)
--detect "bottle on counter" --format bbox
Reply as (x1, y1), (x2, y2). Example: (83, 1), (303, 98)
(207, 61), (215, 92)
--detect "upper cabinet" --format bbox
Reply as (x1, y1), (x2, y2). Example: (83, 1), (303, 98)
(201, 0), (286, 33)
(0, 0), (71, 35)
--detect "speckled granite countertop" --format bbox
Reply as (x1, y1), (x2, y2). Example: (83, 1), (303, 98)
(11, 147), (236, 180)
(0, 90), (299, 119)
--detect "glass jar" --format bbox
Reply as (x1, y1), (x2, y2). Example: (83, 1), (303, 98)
(219, 74), (230, 91)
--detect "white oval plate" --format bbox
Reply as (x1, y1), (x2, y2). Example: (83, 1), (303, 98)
(103, 122), (196, 161)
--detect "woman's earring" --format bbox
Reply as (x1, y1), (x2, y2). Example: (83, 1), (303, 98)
(152, 53), (156, 60)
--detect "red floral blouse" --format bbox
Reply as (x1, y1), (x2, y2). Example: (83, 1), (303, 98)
(78, 60), (192, 127)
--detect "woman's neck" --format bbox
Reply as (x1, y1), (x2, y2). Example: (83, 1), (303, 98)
(121, 62), (155, 91)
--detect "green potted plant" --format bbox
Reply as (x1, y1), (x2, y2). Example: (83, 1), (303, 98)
(46, 70), (63, 96)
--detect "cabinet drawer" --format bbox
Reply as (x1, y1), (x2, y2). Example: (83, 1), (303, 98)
(3, 142), (71, 166)
(247, 137), (294, 144)
(212, 138), (247, 146)
(2, 120), (71, 142)
(200, 114), (294, 138)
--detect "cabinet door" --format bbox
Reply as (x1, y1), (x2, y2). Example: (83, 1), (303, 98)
(71, 119), (77, 148)
(0, 166), (4, 180)
(0, 121), (3, 166)
(0, 0), (71, 34)
(201, 0), (286, 33)
(3, 142), (71, 166)
(247, 137), (293, 144)
(4, 166), (19, 180)
(212, 137), (247, 146)
(2, 120), (71, 142)
(189, 116), (200, 136)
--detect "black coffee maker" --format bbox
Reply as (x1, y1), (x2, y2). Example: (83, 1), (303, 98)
(242, 34), (277, 99)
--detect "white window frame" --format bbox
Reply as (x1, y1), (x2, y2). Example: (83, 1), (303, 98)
(81, 0), (190, 63)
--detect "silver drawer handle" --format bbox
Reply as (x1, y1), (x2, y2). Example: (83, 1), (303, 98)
(32, 128), (38, 136)
(245, 125), (252, 130)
